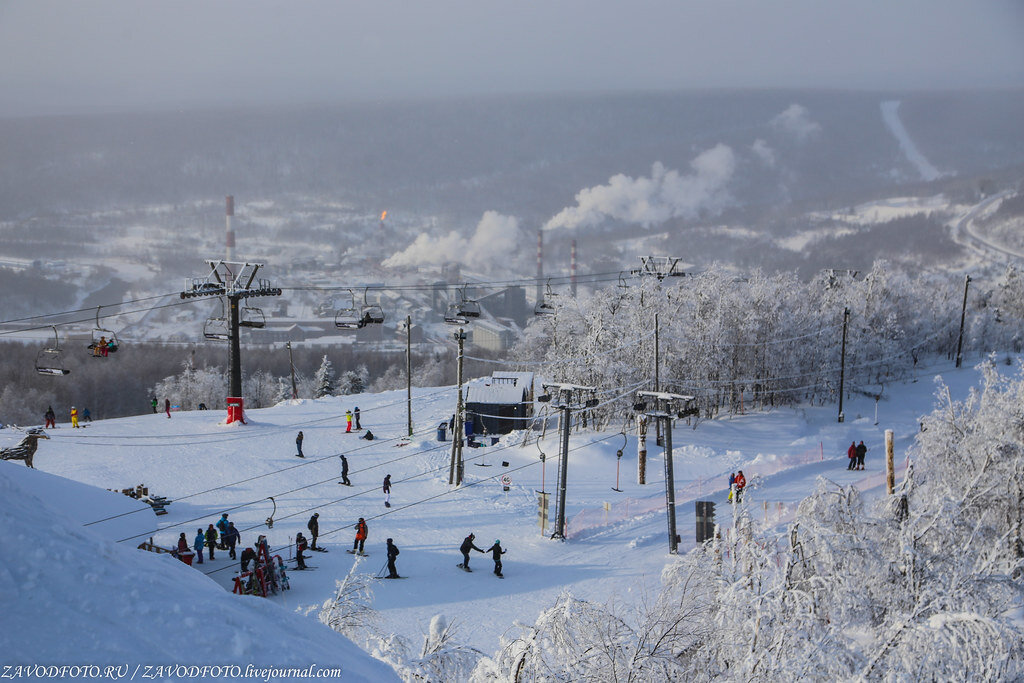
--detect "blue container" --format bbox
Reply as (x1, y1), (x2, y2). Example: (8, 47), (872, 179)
(437, 423), (447, 441)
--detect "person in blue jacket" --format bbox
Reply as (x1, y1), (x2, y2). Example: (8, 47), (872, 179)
(216, 513), (230, 549)
(193, 528), (206, 564)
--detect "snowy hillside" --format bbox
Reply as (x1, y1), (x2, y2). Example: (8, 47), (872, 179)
(1, 356), (1020, 677)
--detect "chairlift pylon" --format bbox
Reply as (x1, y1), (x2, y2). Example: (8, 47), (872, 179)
(36, 326), (70, 376)
(335, 289), (365, 330)
(203, 298), (231, 341)
(88, 305), (119, 356)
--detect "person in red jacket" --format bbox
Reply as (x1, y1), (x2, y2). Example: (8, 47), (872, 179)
(847, 441), (857, 470)
(352, 517), (368, 555)
(734, 470), (747, 502)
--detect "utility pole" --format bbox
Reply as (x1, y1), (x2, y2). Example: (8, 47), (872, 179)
(636, 390), (697, 554)
(406, 315), (413, 437)
(286, 341), (298, 399)
(541, 383), (597, 540)
(838, 307), (849, 423)
(448, 328), (466, 485)
(956, 274), (971, 368)
(181, 261), (281, 423)
(654, 312), (662, 446)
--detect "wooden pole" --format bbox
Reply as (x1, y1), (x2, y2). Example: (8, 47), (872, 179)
(885, 429), (895, 495)
(637, 414), (648, 484)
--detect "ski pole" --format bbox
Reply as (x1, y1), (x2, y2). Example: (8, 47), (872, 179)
(376, 561), (388, 578)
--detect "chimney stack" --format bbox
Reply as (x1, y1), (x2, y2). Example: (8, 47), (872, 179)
(536, 230), (544, 304)
(570, 238), (577, 297)
(225, 195), (235, 262)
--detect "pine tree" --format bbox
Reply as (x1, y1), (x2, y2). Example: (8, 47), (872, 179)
(314, 355), (336, 398)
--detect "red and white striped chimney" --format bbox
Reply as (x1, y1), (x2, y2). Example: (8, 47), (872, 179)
(536, 230), (544, 304)
(225, 195), (235, 262)
(570, 238), (577, 297)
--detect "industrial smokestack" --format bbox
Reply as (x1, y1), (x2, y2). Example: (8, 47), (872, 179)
(225, 195), (235, 262)
(536, 230), (544, 304)
(570, 238), (577, 297)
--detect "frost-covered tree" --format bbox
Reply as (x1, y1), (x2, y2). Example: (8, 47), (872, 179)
(338, 364), (368, 395)
(152, 358), (226, 411)
(313, 355), (336, 398)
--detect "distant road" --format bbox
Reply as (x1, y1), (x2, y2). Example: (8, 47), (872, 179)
(951, 190), (1023, 262)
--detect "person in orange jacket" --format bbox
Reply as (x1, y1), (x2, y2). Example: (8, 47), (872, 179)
(351, 517), (368, 555)
(734, 470), (747, 502)
(847, 441), (857, 470)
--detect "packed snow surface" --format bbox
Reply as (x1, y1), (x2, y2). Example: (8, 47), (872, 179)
(0, 357), (996, 674)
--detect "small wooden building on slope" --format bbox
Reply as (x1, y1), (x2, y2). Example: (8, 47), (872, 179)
(464, 372), (535, 435)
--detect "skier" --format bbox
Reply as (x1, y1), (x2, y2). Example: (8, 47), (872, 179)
(383, 474), (391, 508)
(82, 407), (91, 422)
(307, 513), (320, 550)
(93, 336), (105, 357)
(734, 470), (747, 502)
(216, 513), (230, 548)
(458, 533), (485, 571)
(385, 538), (401, 578)
(345, 409), (353, 433)
(165, 398), (171, 418)
(295, 532), (308, 569)
(224, 522), (240, 560)
(193, 528), (205, 564)
(44, 406), (56, 429)
(354, 406), (361, 430)
(296, 430), (304, 458)
(352, 517), (368, 555)
(847, 441), (857, 470)
(176, 532), (190, 556)
(727, 472), (736, 502)
(70, 406), (79, 429)
(240, 546), (257, 573)
(339, 454), (351, 485)
(205, 524), (218, 560)
(151, 397), (158, 414)
(484, 539), (506, 578)
(856, 441), (867, 470)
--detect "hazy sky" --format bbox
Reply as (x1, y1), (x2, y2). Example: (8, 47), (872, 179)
(1, 0), (1022, 115)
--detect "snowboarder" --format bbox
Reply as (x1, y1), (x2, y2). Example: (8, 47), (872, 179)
(352, 517), (367, 555)
(383, 474), (391, 507)
(165, 398), (171, 418)
(386, 538), (400, 578)
(361, 430), (374, 441)
(216, 513), (230, 548)
(856, 441), (867, 470)
(458, 533), (485, 571)
(44, 406), (56, 429)
(240, 546), (257, 573)
(224, 522), (240, 560)
(193, 528), (205, 564)
(205, 524), (218, 560)
(727, 472), (735, 502)
(151, 397), (158, 414)
(339, 454), (351, 485)
(295, 532), (308, 569)
(354, 406), (361, 430)
(307, 513), (320, 550)
(484, 539), (506, 577)
(70, 406), (79, 429)
(296, 430), (304, 458)
(82, 407), (91, 422)
(847, 441), (857, 470)
(734, 470), (747, 502)
(345, 410), (353, 433)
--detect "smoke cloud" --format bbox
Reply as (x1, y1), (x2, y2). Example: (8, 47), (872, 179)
(543, 144), (736, 231)
(751, 138), (776, 167)
(770, 104), (821, 142)
(384, 211), (521, 268)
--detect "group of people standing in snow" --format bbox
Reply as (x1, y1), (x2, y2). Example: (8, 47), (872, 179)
(177, 513), (242, 564)
(847, 440), (868, 470)
(42, 405), (90, 429)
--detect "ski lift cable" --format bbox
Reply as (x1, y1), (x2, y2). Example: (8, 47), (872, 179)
(458, 330), (657, 367)
(198, 429), (629, 577)
(659, 323), (844, 348)
(100, 424), (447, 534)
(280, 270), (632, 295)
(0, 292), (179, 327)
(0, 295), (205, 337)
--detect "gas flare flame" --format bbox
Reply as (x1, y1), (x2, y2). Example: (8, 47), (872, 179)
(380, 210), (388, 221)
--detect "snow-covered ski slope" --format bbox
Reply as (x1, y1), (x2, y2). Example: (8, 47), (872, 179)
(0, 357), (998, 663)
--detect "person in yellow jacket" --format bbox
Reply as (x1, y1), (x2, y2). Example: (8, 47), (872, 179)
(345, 409), (353, 433)
(70, 406), (79, 428)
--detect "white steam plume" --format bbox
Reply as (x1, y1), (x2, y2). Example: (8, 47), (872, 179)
(770, 104), (821, 142)
(383, 211), (521, 268)
(543, 144), (735, 232)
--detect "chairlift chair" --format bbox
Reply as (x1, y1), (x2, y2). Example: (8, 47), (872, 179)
(534, 280), (557, 316)
(360, 288), (385, 325)
(36, 326), (70, 376)
(88, 305), (119, 354)
(335, 289), (365, 330)
(443, 302), (468, 326)
(203, 299), (231, 341)
(456, 284), (481, 318)
(239, 306), (266, 329)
